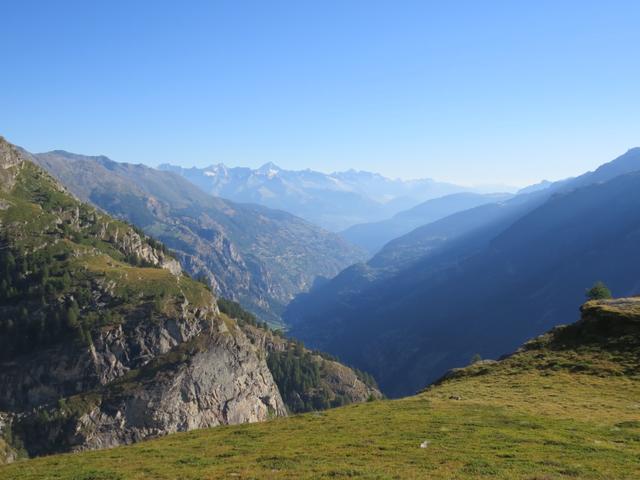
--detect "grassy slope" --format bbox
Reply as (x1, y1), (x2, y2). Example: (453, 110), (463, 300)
(0, 150), (213, 336)
(3, 300), (639, 479)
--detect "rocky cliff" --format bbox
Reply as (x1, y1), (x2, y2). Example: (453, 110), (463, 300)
(12, 318), (285, 457)
(0, 300), (216, 411)
(0, 136), (286, 462)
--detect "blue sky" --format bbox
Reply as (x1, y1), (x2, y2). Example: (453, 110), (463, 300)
(1, 1), (639, 186)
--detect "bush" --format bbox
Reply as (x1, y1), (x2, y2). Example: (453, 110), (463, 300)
(586, 281), (612, 301)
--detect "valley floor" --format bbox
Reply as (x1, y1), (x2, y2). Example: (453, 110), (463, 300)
(2, 366), (639, 479)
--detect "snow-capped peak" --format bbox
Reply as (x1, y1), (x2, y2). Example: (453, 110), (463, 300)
(204, 163), (228, 177)
(257, 162), (281, 178)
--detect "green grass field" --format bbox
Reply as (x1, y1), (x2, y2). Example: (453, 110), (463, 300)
(3, 301), (639, 480)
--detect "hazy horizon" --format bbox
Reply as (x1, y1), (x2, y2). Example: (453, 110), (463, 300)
(12, 138), (640, 190)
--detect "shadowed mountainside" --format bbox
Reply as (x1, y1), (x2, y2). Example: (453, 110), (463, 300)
(286, 148), (640, 396)
(341, 192), (512, 254)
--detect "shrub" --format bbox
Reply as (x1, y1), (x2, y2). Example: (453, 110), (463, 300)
(586, 281), (612, 301)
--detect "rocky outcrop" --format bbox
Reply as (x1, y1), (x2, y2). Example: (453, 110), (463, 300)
(0, 303), (216, 411)
(429, 297), (640, 390)
(316, 357), (382, 404)
(14, 320), (286, 457)
(0, 137), (26, 190)
(2, 302), (287, 461)
(0, 413), (19, 465)
(99, 221), (181, 275)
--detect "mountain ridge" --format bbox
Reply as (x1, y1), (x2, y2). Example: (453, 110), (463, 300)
(286, 147), (640, 396)
(0, 136), (380, 463)
(159, 162), (513, 231)
(341, 191), (512, 254)
(33, 149), (365, 325)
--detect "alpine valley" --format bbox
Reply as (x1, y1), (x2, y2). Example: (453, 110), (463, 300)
(1, 138), (639, 480)
(285, 147), (640, 397)
(5, 2), (640, 477)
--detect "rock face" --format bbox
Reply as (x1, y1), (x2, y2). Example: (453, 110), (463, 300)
(0, 413), (19, 465)
(316, 356), (381, 403)
(82, 323), (283, 452)
(13, 320), (286, 457)
(0, 140), (23, 189)
(0, 303), (216, 411)
(0, 136), (286, 462)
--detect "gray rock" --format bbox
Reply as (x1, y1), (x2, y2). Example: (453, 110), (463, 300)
(9, 319), (286, 457)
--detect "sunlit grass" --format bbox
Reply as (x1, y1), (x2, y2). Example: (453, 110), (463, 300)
(3, 334), (638, 479)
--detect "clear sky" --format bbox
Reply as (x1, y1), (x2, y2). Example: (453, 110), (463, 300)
(1, 1), (639, 186)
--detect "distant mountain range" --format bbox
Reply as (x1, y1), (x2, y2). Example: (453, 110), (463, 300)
(286, 147), (640, 396)
(34, 151), (365, 325)
(159, 162), (515, 231)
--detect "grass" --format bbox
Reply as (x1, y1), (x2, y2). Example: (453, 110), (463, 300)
(3, 311), (639, 480)
(0, 150), (215, 325)
(78, 253), (212, 312)
(2, 372), (637, 479)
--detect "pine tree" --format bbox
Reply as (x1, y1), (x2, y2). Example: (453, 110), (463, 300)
(66, 301), (80, 329)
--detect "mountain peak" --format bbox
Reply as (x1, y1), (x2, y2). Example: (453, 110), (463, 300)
(517, 179), (552, 195)
(256, 162), (282, 178)
(257, 161), (281, 171)
(203, 163), (229, 177)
